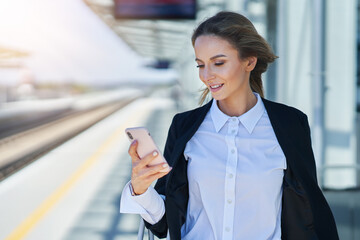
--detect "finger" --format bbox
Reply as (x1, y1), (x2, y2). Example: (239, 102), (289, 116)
(140, 162), (170, 176)
(136, 150), (160, 168)
(133, 161), (166, 178)
(146, 168), (172, 182)
(132, 162), (170, 181)
(140, 165), (172, 180)
(128, 140), (140, 162)
(132, 167), (172, 194)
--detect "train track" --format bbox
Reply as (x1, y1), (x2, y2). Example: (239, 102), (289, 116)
(0, 98), (136, 181)
(0, 108), (75, 140)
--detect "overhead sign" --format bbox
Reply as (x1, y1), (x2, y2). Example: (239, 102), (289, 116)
(114, 0), (196, 19)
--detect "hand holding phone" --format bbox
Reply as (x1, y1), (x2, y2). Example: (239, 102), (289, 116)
(126, 127), (171, 195)
(125, 127), (170, 172)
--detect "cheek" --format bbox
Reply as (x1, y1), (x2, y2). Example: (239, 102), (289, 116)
(225, 66), (245, 83)
(217, 68), (229, 77)
(215, 66), (233, 81)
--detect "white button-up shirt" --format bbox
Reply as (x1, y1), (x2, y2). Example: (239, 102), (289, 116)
(120, 92), (287, 240)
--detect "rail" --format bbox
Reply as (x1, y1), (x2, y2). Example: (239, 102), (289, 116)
(0, 97), (137, 181)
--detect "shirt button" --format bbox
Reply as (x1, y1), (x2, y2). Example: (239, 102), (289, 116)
(227, 199), (232, 204)
(228, 173), (233, 178)
(225, 227), (231, 232)
(232, 118), (236, 122)
(231, 149), (235, 154)
(231, 129), (236, 134)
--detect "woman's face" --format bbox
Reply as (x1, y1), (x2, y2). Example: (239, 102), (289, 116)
(194, 35), (256, 103)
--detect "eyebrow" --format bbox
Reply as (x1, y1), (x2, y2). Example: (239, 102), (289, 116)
(195, 54), (227, 62)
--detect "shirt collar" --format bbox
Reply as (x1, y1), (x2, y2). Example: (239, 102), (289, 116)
(210, 92), (265, 134)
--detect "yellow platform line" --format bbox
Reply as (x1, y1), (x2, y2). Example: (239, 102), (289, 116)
(4, 107), (148, 240)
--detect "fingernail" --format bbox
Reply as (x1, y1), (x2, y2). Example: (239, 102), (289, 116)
(162, 163), (168, 168)
(152, 151), (158, 156)
(131, 140), (137, 145)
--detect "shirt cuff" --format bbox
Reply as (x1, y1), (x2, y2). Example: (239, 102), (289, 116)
(120, 181), (165, 224)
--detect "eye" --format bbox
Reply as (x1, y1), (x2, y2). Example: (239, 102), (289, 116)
(196, 64), (204, 68)
(215, 62), (224, 66)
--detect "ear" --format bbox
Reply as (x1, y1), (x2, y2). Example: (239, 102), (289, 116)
(245, 56), (257, 71)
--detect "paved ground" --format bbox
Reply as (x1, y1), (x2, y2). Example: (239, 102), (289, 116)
(63, 99), (177, 240)
(324, 189), (360, 240)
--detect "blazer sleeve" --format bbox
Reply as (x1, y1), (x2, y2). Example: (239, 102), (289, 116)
(298, 112), (318, 184)
(298, 113), (340, 239)
(143, 113), (180, 238)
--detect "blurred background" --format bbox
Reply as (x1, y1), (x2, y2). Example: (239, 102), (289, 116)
(0, 0), (359, 239)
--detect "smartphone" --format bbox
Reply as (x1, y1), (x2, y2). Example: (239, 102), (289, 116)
(125, 127), (169, 172)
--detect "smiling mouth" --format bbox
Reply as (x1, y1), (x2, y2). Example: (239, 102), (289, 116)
(210, 84), (224, 89)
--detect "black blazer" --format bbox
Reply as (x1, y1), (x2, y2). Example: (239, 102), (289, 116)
(145, 98), (339, 240)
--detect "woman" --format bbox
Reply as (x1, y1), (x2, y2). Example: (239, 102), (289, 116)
(120, 11), (339, 240)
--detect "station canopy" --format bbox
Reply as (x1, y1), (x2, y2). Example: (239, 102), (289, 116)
(83, 0), (200, 62)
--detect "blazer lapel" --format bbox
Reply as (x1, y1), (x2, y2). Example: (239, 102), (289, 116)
(168, 100), (213, 170)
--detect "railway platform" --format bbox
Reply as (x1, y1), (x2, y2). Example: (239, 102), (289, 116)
(0, 94), (177, 240)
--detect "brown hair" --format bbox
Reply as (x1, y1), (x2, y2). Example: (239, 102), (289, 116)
(192, 11), (277, 105)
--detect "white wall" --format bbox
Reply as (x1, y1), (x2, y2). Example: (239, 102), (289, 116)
(277, 0), (313, 114)
(323, 0), (357, 188)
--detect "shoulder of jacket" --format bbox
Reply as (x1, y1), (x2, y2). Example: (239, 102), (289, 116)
(174, 106), (203, 119)
(171, 100), (212, 130)
(262, 97), (307, 120)
(174, 101), (211, 120)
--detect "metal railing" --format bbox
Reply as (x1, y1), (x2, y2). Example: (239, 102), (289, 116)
(138, 219), (155, 240)
(319, 164), (360, 189)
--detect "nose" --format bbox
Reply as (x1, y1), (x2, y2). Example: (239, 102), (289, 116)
(201, 66), (215, 82)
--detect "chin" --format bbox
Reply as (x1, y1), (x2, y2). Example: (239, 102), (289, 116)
(210, 94), (225, 101)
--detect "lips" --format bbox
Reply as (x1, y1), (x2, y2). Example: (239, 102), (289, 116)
(209, 84), (224, 92)
(210, 84), (223, 89)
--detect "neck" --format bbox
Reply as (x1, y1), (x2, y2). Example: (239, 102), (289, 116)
(217, 90), (257, 117)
